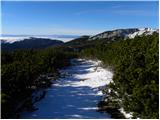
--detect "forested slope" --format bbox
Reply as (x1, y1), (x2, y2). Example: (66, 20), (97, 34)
(1, 46), (77, 118)
(80, 33), (159, 118)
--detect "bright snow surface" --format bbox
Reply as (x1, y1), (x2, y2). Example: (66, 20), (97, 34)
(21, 59), (113, 119)
(127, 28), (156, 39)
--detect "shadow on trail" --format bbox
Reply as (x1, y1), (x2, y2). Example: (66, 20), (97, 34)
(21, 59), (111, 119)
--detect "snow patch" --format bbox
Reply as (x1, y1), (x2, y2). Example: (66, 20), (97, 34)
(119, 108), (133, 119)
(21, 59), (113, 119)
(128, 28), (156, 39)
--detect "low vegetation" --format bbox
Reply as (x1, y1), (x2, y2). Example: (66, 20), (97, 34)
(80, 33), (159, 118)
(1, 46), (77, 118)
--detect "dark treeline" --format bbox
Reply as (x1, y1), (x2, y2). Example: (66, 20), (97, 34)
(80, 33), (159, 118)
(1, 46), (77, 118)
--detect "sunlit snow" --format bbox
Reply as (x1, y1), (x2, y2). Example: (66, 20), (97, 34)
(21, 59), (113, 119)
(127, 28), (156, 39)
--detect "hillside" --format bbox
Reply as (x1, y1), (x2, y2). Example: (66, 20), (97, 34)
(65, 28), (158, 49)
(1, 37), (64, 51)
(80, 32), (159, 119)
(89, 28), (139, 41)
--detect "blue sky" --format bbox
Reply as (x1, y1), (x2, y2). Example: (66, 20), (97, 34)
(1, 1), (159, 35)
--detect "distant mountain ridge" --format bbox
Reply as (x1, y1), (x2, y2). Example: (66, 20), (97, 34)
(89, 28), (158, 41)
(65, 28), (158, 46)
(0, 34), (80, 43)
(89, 28), (139, 41)
(2, 28), (158, 51)
(1, 37), (64, 51)
(63, 28), (158, 52)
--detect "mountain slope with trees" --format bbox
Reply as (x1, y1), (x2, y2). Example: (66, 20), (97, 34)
(80, 33), (159, 118)
(1, 46), (77, 118)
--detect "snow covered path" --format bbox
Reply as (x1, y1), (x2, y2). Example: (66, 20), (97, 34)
(21, 59), (113, 119)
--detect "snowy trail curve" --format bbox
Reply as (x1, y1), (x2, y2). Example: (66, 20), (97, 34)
(21, 59), (113, 119)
